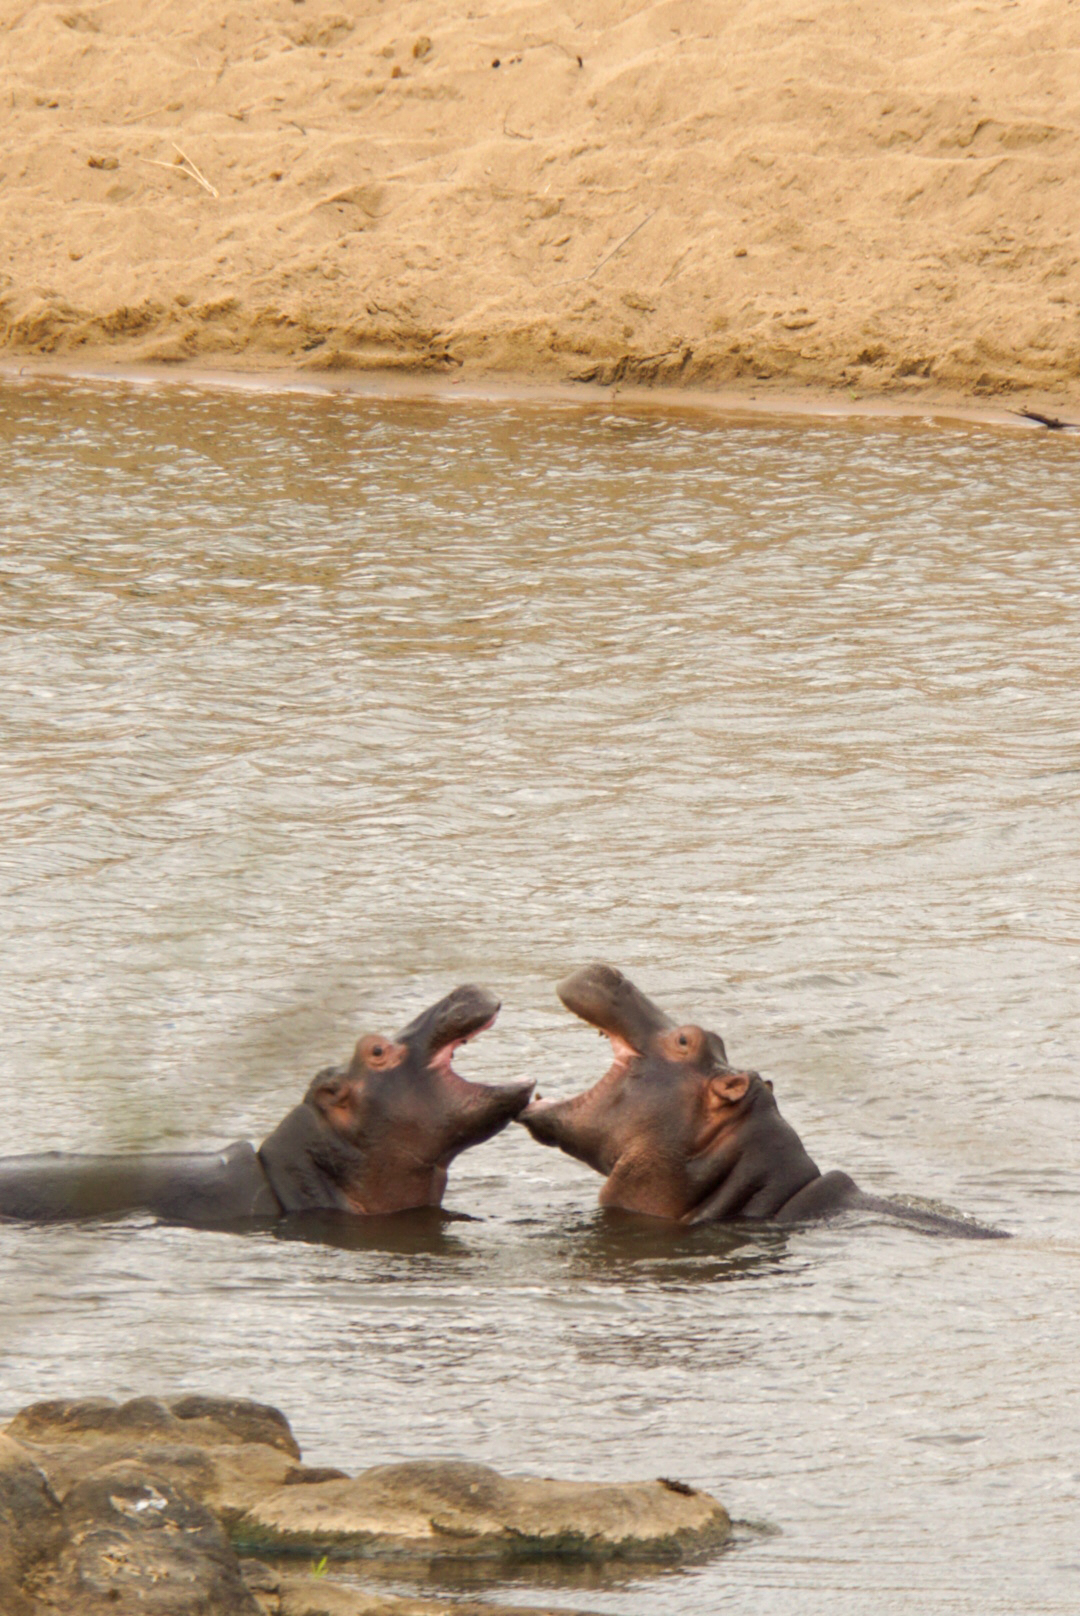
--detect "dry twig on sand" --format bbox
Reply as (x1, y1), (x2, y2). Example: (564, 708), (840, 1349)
(144, 143), (219, 198)
(585, 210), (657, 280)
(552, 209), (660, 288)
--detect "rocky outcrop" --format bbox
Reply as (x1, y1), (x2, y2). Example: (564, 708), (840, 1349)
(0, 1395), (730, 1614)
(0, 1432), (69, 1616)
(7, 1394), (301, 1458)
(7, 1395), (304, 1529)
(233, 1458), (729, 1561)
(39, 1463), (262, 1615)
(0, 1419), (261, 1615)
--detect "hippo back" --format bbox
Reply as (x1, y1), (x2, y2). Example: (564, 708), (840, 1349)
(0, 1141), (280, 1224)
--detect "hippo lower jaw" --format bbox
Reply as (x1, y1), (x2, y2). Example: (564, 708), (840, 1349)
(451, 1079), (536, 1151)
(518, 1097), (562, 1146)
(519, 1027), (637, 1143)
(517, 1093), (618, 1179)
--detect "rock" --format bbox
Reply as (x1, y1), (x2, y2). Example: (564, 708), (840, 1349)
(240, 1559), (284, 1614)
(6, 1400), (730, 1567)
(7, 1394), (300, 1458)
(37, 1459), (262, 1615)
(6, 1395), (300, 1526)
(232, 1458), (731, 1561)
(0, 1433), (68, 1616)
(283, 1466), (351, 1487)
(1, 1395), (730, 1616)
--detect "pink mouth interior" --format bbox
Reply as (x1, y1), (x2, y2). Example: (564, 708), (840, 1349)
(430, 1012), (498, 1076)
(607, 1032), (638, 1070)
(529, 1029), (638, 1112)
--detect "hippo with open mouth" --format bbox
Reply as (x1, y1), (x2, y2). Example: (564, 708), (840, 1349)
(520, 965), (1007, 1238)
(0, 985), (533, 1226)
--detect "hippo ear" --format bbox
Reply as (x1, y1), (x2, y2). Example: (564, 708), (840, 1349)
(309, 1073), (353, 1120)
(707, 1031), (729, 1067)
(706, 1070), (751, 1109)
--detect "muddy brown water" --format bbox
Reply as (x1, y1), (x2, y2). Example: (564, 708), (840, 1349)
(0, 379), (1078, 1614)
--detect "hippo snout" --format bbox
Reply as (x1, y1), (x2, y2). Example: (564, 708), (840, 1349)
(501, 1080), (538, 1114)
(517, 1097), (567, 1147)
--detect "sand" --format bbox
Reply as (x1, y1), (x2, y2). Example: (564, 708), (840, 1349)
(2, 0), (1079, 408)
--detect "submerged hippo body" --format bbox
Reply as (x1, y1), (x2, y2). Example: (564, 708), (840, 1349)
(0, 986), (533, 1226)
(0, 1141), (277, 1224)
(521, 965), (1006, 1240)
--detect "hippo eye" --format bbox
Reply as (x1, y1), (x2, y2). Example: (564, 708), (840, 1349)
(664, 1026), (704, 1062)
(355, 1033), (401, 1070)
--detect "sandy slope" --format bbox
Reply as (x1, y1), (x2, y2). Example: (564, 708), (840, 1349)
(2, 0), (1079, 401)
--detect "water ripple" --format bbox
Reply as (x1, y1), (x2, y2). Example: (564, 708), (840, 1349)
(0, 381), (1078, 1615)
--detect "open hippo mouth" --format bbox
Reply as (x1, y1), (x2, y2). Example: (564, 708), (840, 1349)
(523, 964), (675, 1126)
(556, 963), (674, 1067)
(393, 985), (535, 1160)
(396, 984), (502, 1077)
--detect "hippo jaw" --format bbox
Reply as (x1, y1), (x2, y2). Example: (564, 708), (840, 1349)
(521, 966), (755, 1220)
(520, 965), (669, 1175)
(402, 986), (534, 1162)
(518, 968), (648, 1172)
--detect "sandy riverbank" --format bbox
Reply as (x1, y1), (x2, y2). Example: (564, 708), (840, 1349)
(3, 0), (1079, 406)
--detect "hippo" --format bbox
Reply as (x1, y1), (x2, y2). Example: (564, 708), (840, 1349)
(0, 985), (533, 1227)
(520, 965), (1007, 1239)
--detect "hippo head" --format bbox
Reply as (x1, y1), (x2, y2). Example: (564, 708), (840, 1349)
(260, 985), (534, 1215)
(519, 965), (758, 1220)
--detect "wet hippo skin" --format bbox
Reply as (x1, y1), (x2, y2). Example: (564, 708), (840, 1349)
(520, 965), (1007, 1239)
(0, 986), (533, 1226)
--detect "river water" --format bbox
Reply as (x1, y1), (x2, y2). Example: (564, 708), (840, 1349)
(0, 377), (1077, 1615)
